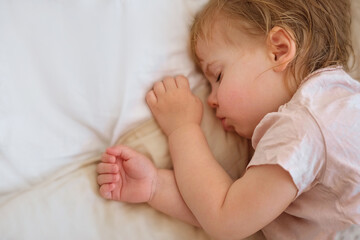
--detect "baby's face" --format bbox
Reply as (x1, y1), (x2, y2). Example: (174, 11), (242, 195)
(196, 23), (291, 139)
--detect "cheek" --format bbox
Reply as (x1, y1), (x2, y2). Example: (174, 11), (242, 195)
(217, 87), (246, 110)
(218, 84), (261, 124)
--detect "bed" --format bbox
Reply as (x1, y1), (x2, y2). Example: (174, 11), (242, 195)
(0, 1), (359, 239)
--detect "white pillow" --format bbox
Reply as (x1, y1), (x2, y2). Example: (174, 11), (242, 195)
(0, 0), (207, 194)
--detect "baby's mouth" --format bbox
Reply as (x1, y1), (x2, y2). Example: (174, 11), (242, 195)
(218, 117), (234, 132)
(219, 117), (228, 129)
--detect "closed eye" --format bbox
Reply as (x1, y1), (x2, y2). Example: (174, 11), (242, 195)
(216, 72), (222, 82)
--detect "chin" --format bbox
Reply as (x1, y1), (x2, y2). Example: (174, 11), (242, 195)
(234, 128), (252, 139)
(224, 126), (235, 132)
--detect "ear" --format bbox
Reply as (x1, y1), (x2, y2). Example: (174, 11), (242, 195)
(267, 26), (296, 72)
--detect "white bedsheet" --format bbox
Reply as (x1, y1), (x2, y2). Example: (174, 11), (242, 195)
(0, 0), (207, 194)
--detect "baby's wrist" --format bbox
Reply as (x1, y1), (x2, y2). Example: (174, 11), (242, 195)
(147, 169), (159, 204)
(167, 123), (202, 139)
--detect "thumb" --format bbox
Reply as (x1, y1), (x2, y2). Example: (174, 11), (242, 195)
(106, 145), (137, 161)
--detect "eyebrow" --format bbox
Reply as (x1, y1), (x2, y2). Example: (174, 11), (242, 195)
(198, 57), (218, 76)
(204, 61), (217, 76)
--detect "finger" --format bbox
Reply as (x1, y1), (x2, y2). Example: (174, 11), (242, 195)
(106, 145), (137, 161)
(162, 77), (177, 90)
(106, 145), (128, 158)
(146, 90), (157, 106)
(175, 75), (190, 89)
(96, 163), (119, 174)
(99, 184), (115, 199)
(97, 174), (119, 185)
(153, 81), (166, 96)
(101, 153), (116, 163)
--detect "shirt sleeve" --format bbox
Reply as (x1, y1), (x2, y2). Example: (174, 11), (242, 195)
(247, 108), (326, 198)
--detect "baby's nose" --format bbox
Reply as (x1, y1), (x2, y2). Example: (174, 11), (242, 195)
(207, 94), (218, 108)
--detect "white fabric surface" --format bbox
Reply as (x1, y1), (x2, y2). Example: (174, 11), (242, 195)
(0, 1), (212, 239)
(0, 0), (359, 239)
(0, 0), (207, 194)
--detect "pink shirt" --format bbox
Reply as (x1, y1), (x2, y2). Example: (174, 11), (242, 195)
(248, 67), (360, 240)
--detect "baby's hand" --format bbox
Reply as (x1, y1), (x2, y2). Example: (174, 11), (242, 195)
(146, 76), (203, 137)
(96, 145), (157, 203)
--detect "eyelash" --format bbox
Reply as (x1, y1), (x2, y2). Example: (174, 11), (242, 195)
(216, 72), (222, 82)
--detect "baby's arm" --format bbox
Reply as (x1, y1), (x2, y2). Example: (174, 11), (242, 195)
(147, 76), (298, 239)
(169, 127), (297, 239)
(96, 145), (200, 227)
(148, 168), (200, 227)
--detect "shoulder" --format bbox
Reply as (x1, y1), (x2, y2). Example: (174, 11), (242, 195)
(292, 67), (360, 146)
(293, 67), (360, 107)
(282, 66), (360, 144)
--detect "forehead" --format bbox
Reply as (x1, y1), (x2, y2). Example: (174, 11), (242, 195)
(195, 37), (226, 73)
(195, 21), (257, 63)
(195, 17), (268, 63)
(195, 19), (234, 60)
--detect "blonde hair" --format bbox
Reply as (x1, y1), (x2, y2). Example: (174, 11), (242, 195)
(190, 0), (354, 90)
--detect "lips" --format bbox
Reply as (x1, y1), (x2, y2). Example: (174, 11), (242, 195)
(217, 116), (234, 132)
(220, 118), (226, 124)
(218, 117), (228, 129)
